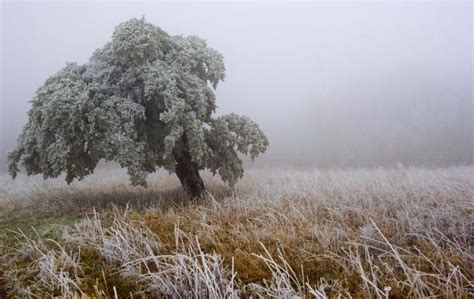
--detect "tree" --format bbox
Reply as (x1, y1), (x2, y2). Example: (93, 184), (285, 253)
(8, 18), (268, 199)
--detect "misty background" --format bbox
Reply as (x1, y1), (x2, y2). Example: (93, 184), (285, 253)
(1, 1), (472, 172)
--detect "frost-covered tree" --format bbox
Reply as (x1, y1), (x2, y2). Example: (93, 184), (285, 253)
(8, 18), (268, 199)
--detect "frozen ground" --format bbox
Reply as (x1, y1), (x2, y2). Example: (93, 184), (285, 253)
(0, 165), (473, 297)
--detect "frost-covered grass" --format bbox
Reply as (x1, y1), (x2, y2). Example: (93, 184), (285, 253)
(0, 166), (473, 298)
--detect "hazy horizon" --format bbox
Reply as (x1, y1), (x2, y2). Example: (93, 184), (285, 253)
(1, 1), (472, 173)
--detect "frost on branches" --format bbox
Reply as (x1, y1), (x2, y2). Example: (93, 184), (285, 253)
(8, 18), (268, 198)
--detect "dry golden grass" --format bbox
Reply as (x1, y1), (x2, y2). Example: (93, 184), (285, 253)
(0, 165), (473, 298)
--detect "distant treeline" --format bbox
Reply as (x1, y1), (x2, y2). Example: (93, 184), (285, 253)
(258, 96), (472, 168)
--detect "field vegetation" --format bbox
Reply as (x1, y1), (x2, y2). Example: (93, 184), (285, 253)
(0, 165), (473, 298)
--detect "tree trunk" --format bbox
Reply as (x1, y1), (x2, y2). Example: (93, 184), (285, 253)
(174, 150), (205, 199)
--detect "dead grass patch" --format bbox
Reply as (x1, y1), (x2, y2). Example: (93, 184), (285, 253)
(1, 166), (473, 298)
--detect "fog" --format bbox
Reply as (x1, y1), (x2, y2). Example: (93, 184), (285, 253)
(1, 1), (472, 171)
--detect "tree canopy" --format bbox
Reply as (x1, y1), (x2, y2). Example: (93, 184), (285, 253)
(8, 18), (268, 196)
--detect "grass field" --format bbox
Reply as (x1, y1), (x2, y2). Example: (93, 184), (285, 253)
(0, 165), (473, 298)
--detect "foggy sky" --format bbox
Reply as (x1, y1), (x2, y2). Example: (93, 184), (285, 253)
(1, 1), (472, 170)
